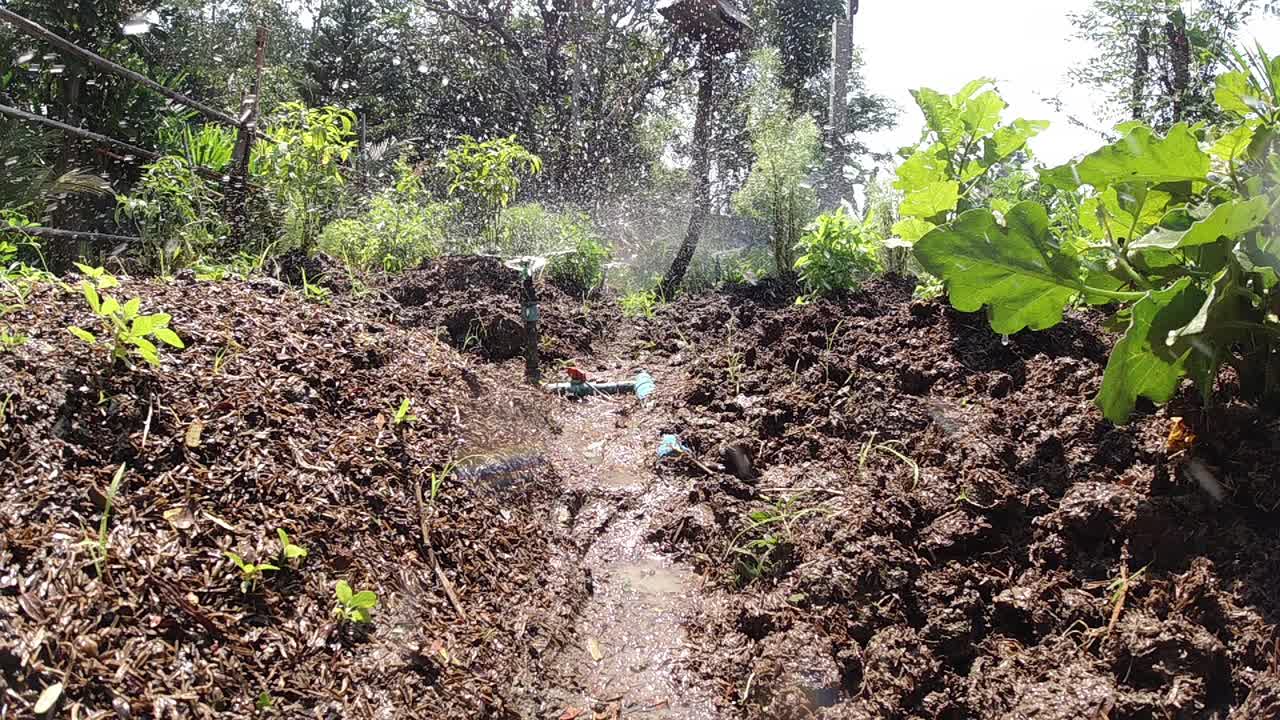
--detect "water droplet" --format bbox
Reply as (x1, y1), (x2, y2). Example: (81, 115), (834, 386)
(16, 51), (35, 64)
(417, 62), (429, 74)
(1001, 335), (1010, 346)
(392, 56), (402, 66)
(122, 13), (154, 35)
(48, 65), (65, 75)
(441, 76), (450, 87)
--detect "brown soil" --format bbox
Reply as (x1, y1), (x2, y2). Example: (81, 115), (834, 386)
(4, 261), (1278, 720)
(0, 265), (587, 718)
(635, 277), (1280, 719)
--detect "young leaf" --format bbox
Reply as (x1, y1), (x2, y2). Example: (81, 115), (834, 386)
(336, 580), (353, 604)
(122, 297), (141, 320)
(898, 180), (959, 219)
(351, 590), (377, 609)
(68, 326), (97, 344)
(153, 328), (185, 349)
(225, 551), (247, 570)
(1096, 279), (1204, 424)
(914, 202), (1085, 334)
(82, 282), (101, 313)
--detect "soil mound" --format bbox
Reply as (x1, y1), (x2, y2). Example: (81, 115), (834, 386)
(385, 255), (613, 362)
(0, 275), (583, 718)
(643, 277), (1280, 719)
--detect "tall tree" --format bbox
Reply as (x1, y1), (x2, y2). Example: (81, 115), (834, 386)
(1071, 0), (1275, 128)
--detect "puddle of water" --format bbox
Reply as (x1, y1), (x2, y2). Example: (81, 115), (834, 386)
(615, 558), (687, 597)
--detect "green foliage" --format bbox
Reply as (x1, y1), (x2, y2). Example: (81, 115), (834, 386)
(333, 580), (378, 623)
(393, 398), (417, 426)
(67, 265), (185, 368)
(318, 180), (454, 272)
(793, 206), (882, 298)
(548, 233), (610, 296)
(299, 270), (331, 304)
(893, 80), (1048, 242)
(159, 120), (237, 172)
(116, 155), (228, 272)
(733, 49), (822, 277)
(253, 103), (358, 251)
(276, 528), (308, 563)
(620, 289), (660, 318)
(727, 495), (827, 585)
(224, 551), (279, 593)
(79, 463), (125, 578)
(915, 53), (1280, 423)
(443, 136), (542, 246)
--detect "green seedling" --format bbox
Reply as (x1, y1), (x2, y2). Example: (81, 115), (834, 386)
(393, 397), (418, 426)
(620, 289), (659, 319)
(225, 551), (278, 592)
(857, 433), (921, 490)
(726, 495), (828, 584)
(255, 691), (273, 711)
(276, 528), (308, 563)
(0, 328), (26, 351)
(299, 269), (331, 304)
(67, 264), (184, 367)
(333, 580), (377, 623)
(78, 463), (125, 577)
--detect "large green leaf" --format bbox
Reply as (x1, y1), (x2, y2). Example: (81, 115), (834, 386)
(1041, 124), (1210, 190)
(960, 90), (1006, 137)
(1080, 186), (1171, 241)
(898, 180), (959, 219)
(894, 145), (948, 191)
(1214, 71), (1265, 117)
(914, 201), (1083, 334)
(1130, 197), (1270, 250)
(1096, 278), (1202, 424)
(892, 218), (936, 243)
(983, 119), (1049, 166)
(911, 88), (965, 149)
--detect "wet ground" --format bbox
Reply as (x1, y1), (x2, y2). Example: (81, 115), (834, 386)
(3, 259), (1278, 719)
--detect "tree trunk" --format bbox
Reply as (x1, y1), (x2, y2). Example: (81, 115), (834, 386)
(821, 0), (855, 210)
(1165, 11), (1190, 122)
(1131, 23), (1150, 121)
(659, 46), (715, 298)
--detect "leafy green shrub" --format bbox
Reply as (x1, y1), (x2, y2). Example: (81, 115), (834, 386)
(252, 103), (358, 251)
(892, 79), (1047, 243)
(733, 48), (821, 277)
(67, 265), (185, 368)
(494, 203), (610, 293)
(116, 155), (228, 272)
(620, 289), (660, 318)
(443, 135), (542, 246)
(318, 196), (454, 271)
(793, 207), (881, 298)
(914, 48), (1280, 423)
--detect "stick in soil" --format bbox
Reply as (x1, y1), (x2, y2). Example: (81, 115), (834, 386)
(415, 480), (468, 621)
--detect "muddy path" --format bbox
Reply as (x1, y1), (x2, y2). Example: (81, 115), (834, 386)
(529, 352), (723, 719)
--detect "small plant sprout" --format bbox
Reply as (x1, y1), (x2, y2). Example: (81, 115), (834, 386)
(0, 328), (26, 351)
(299, 269), (331, 304)
(857, 432), (921, 490)
(276, 528), (307, 563)
(80, 462), (125, 577)
(393, 397), (418, 426)
(224, 551), (278, 592)
(333, 580), (377, 623)
(67, 264), (184, 367)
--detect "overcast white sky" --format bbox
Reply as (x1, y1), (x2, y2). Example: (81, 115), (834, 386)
(854, 0), (1280, 166)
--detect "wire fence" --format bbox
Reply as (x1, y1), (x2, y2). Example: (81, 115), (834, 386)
(0, 7), (268, 248)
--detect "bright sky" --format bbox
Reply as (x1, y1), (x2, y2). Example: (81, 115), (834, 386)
(856, 0), (1280, 166)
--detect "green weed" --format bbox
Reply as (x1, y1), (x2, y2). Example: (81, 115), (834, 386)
(67, 265), (184, 368)
(333, 580), (378, 623)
